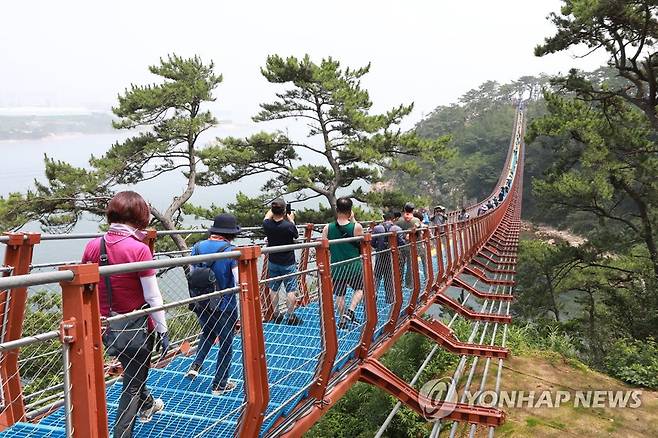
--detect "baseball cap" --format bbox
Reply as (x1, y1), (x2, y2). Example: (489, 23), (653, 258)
(271, 198), (286, 209)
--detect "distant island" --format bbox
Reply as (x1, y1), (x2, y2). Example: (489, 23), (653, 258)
(0, 112), (115, 140)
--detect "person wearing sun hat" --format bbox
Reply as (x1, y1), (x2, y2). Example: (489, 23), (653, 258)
(185, 213), (241, 396)
(430, 205), (447, 226)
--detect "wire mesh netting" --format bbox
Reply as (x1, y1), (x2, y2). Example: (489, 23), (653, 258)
(371, 246), (394, 340)
(416, 234), (430, 303)
(258, 249), (323, 431)
(397, 240), (414, 316)
(330, 255), (366, 369)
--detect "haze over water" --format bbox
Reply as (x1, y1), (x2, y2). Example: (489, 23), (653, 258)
(0, 131), (271, 264)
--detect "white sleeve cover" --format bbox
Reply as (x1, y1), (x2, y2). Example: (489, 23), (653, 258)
(232, 266), (239, 290)
(140, 275), (168, 333)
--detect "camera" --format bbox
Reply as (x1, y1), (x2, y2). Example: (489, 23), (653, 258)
(286, 203), (295, 215)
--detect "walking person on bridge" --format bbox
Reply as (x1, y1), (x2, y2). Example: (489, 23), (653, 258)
(458, 208), (470, 221)
(396, 203), (421, 289)
(81, 191), (168, 438)
(430, 205), (447, 226)
(322, 197), (364, 329)
(262, 198), (303, 325)
(371, 212), (403, 303)
(185, 214), (240, 396)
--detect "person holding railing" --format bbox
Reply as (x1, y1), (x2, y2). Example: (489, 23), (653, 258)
(322, 197), (364, 329)
(81, 191), (168, 438)
(371, 212), (402, 303)
(185, 213), (240, 396)
(262, 198), (303, 325)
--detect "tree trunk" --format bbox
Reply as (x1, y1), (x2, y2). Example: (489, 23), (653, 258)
(326, 192), (337, 216)
(613, 176), (658, 279)
(150, 207), (188, 251)
(546, 273), (560, 321)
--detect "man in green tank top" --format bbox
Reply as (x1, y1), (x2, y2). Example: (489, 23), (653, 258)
(322, 197), (364, 329)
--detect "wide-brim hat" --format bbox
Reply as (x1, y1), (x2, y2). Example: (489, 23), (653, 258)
(208, 213), (241, 235)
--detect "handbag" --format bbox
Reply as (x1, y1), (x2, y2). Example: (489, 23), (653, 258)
(99, 237), (150, 357)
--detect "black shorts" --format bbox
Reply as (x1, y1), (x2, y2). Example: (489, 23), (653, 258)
(333, 276), (364, 297)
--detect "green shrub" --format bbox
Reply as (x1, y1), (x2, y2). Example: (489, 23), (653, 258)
(604, 337), (658, 388)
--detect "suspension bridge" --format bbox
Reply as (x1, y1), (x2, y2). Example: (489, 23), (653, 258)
(0, 105), (524, 437)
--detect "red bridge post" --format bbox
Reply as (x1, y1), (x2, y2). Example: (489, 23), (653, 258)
(420, 228), (434, 304)
(309, 239), (337, 401)
(298, 223), (314, 306)
(237, 246), (269, 438)
(385, 231), (403, 335)
(406, 230), (421, 316)
(59, 263), (109, 438)
(0, 232), (40, 429)
(358, 234), (377, 359)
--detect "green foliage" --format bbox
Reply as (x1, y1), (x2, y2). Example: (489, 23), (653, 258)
(0, 55), (223, 250)
(394, 76), (554, 212)
(306, 333), (457, 437)
(515, 239), (582, 321)
(199, 54), (450, 212)
(20, 291), (64, 397)
(353, 187), (431, 213)
(184, 192), (271, 228)
(506, 321), (578, 358)
(604, 337), (658, 388)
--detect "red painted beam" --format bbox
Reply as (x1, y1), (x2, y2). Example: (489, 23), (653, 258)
(477, 252), (516, 266)
(434, 293), (512, 324)
(471, 258), (516, 275)
(452, 277), (514, 301)
(463, 266), (515, 286)
(359, 358), (505, 426)
(409, 317), (509, 359)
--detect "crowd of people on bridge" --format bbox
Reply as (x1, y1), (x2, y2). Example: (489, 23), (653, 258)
(64, 106), (526, 438)
(79, 181), (516, 436)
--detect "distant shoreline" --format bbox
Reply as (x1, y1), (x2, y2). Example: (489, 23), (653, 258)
(0, 112), (115, 141)
(0, 131), (115, 143)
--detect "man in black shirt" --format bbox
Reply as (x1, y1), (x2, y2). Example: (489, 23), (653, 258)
(263, 199), (303, 325)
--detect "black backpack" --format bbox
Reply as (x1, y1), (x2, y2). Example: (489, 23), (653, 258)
(187, 242), (233, 313)
(372, 222), (393, 251)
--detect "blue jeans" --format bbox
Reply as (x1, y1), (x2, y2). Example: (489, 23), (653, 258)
(192, 307), (238, 388)
(268, 262), (298, 292)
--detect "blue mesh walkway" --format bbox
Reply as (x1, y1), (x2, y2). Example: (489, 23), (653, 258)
(0, 249), (441, 438)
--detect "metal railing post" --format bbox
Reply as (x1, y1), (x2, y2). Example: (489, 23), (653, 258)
(236, 246), (268, 438)
(421, 228), (434, 303)
(358, 234), (377, 359)
(385, 231), (403, 335)
(259, 254), (274, 321)
(434, 227), (444, 285)
(298, 224), (314, 306)
(145, 229), (157, 254)
(58, 263), (108, 438)
(309, 239), (337, 401)
(406, 231), (421, 316)
(444, 224), (453, 276)
(0, 232), (40, 428)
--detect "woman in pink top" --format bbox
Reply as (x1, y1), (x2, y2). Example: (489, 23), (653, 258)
(82, 191), (168, 438)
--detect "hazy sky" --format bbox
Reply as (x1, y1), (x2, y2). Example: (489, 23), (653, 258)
(2, 0), (607, 129)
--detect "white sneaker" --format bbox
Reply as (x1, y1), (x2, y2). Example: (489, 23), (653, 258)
(139, 398), (164, 423)
(185, 363), (201, 380)
(212, 381), (237, 396)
